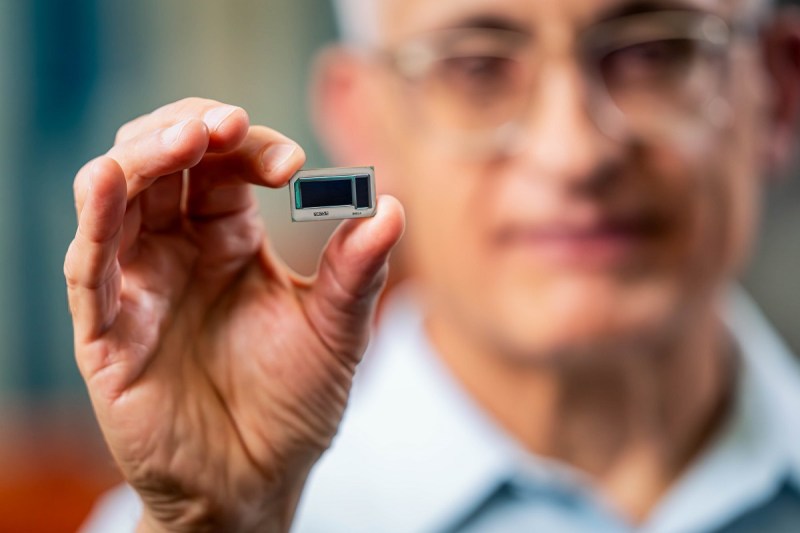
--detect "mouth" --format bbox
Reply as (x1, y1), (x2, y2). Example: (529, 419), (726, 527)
(493, 213), (667, 269)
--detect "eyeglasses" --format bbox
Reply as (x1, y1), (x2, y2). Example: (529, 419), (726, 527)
(381, 10), (755, 157)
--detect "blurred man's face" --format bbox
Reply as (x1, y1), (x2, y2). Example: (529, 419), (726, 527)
(355, 0), (771, 360)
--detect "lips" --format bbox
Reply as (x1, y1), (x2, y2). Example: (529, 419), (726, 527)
(493, 212), (667, 268)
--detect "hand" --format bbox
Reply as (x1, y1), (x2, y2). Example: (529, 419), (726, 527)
(64, 98), (405, 532)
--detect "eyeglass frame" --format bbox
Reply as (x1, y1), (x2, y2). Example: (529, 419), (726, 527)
(366, 9), (763, 157)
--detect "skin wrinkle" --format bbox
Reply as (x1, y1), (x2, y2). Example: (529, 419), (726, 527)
(105, 255), (199, 394)
(67, 87), (408, 531)
(316, 0), (794, 522)
(60, 0), (796, 529)
(134, 358), (217, 526)
(207, 265), (339, 457)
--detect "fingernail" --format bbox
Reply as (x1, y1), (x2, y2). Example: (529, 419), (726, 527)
(203, 105), (238, 133)
(261, 143), (297, 174)
(160, 119), (190, 145)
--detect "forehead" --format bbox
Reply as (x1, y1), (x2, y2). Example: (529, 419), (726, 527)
(380, 0), (748, 43)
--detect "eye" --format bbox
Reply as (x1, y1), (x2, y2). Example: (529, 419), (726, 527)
(600, 39), (696, 86)
(444, 56), (509, 78)
(433, 55), (521, 96)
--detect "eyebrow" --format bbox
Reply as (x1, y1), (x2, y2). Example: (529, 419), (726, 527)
(430, 1), (710, 36)
(443, 14), (530, 34)
(592, 0), (704, 24)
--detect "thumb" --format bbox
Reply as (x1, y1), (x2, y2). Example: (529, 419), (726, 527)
(304, 195), (405, 360)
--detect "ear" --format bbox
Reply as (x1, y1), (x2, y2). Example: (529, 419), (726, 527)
(310, 47), (381, 167)
(309, 46), (411, 292)
(762, 7), (800, 173)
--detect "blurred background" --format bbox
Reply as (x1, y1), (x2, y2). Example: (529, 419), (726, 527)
(0, 0), (797, 531)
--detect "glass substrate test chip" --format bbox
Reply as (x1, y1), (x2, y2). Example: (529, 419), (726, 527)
(289, 166), (376, 222)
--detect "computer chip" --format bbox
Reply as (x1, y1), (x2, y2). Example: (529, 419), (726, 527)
(289, 166), (376, 222)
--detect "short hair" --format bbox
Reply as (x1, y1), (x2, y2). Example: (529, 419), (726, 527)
(330, 0), (785, 47)
(331, 0), (382, 47)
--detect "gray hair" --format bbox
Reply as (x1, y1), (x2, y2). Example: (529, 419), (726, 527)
(330, 0), (785, 47)
(331, 0), (383, 47)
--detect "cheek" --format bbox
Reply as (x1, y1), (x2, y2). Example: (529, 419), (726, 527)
(693, 48), (769, 280)
(711, 139), (762, 280)
(402, 156), (488, 286)
(646, 125), (761, 291)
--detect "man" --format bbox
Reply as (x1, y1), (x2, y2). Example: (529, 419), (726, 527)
(69, 0), (800, 531)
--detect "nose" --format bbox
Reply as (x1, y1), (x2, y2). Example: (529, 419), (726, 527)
(513, 60), (624, 189)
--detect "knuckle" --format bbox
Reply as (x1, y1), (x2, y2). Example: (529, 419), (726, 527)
(115, 116), (146, 145)
(174, 96), (222, 117)
(63, 244), (80, 287)
(177, 96), (212, 107)
(110, 130), (147, 164)
(250, 125), (303, 154)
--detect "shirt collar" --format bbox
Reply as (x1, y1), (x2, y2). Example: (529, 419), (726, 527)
(726, 288), (800, 486)
(343, 286), (520, 532)
(298, 285), (800, 533)
(297, 285), (529, 532)
(642, 287), (800, 533)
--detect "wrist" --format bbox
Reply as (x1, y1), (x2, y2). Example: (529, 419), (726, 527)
(134, 504), (294, 533)
(132, 476), (307, 533)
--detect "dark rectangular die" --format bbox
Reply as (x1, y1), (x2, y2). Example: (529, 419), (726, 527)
(289, 167), (376, 222)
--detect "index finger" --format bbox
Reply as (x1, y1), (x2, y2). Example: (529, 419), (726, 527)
(115, 97), (250, 154)
(64, 157), (127, 344)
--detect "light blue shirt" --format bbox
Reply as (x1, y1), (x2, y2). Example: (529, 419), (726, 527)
(83, 287), (800, 533)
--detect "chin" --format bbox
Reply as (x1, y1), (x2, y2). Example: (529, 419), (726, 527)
(478, 274), (690, 365)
